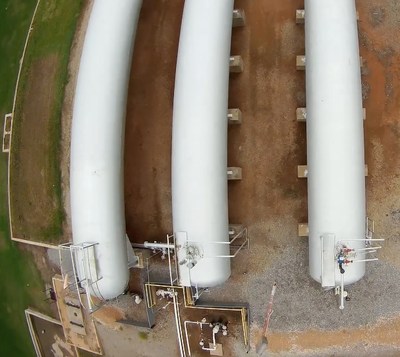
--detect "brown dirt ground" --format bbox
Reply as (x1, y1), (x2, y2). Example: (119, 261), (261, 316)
(10, 54), (60, 241)
(358, 0), (400, 267)
(124, 0), (184, 243)
(123, 0), (400, 356)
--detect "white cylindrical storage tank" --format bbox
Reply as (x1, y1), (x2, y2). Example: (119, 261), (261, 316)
(305, 0), (366, 287)
(172, 0), (234, 287)
(70, 0), (142, 300)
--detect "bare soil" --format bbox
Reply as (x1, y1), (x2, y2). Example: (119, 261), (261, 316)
(122, 0), (400, 356)
(124, 0), (184, 243)
(10, 55), (60, 240)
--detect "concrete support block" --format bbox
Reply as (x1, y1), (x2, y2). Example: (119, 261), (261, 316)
(296, 55), (306, 70)
(227, 167), (242, 180)
(298, 223), (309, 237)
(296, 9), (305, 24)
(227, 108), (242, 124)
(230, 55), (243, 73)
(229, 224), (244, 236)
(296, 107), (307, 122)
(298, 164), (368, 178)
(134, 251), (144, 269)
(232, 9), (245, 27)
(210, 343), (223, 356)
(297, 165), (308, 178)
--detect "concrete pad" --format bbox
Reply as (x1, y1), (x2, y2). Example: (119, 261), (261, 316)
(135, 251), (144, 268)
(227, 167), (242, 180)
(296, 9), (305, 24)
(228, 108), (242, 124)
(296, 107), (307, 122)
(298, 223), (309, 237)
(233, 9), (245, 27)
(209, 343), (223, 356)
(296, 55), (306, 70)
(229, 224), (244, 236)
(297, 165), (308, 178)
(53, 276), (102, 354)
(229, 55), (243, 73)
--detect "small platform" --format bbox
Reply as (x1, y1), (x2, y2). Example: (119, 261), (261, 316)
(229, 56), (243, 73)
(227, 167), (242, 180)
(52, 275), (102, 354)
(297, 165), (308, 178)
(210, 343), (223, 356)
(232, 9), (245, 27)
(296, 107), (307, 122)
(229, 224), (244, 236)
(135, 251), (144, 269)
(298, 223), (309, 237)
(228, 108), (242, 124)
(296, 9), (305, 24)
(296, 55), (306, 70)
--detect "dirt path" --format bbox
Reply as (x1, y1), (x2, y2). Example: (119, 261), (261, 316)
(124, 0), (184, 243)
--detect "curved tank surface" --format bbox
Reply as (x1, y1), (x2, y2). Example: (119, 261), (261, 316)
(172, 0), (234, 287)
(70, 0), (142, 300)
(305, 0), (365, 287)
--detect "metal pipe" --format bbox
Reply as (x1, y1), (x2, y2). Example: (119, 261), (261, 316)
(172, 290), (186, 357)
(144, 241), (175, 250)
(340, 274), (345, 310)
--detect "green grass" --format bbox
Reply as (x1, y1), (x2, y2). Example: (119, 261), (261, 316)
(10, 0), (83, 242)
(0, 0), (83, 355)
(0, 2), (51, 356)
